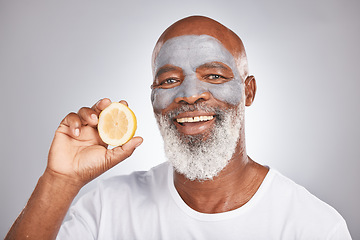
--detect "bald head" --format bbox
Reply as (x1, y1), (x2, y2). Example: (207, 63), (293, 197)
(152, 16), (249, 80)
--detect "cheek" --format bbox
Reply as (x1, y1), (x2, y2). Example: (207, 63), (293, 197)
(151, 88), (178, 110)
(208, 79), (244, 105)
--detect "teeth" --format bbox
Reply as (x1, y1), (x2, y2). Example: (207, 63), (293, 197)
(176, 116), (214, 123)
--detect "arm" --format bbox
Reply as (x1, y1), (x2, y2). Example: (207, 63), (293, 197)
(5, 98), (143, 240)
(5, 170), (81, 240)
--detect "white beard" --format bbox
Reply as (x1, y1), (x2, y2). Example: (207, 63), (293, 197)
(155, 103), (244, 181)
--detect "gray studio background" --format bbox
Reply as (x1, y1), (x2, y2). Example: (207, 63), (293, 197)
(1, 0), (359, 238)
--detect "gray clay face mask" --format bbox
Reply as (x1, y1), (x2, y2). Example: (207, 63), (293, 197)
(151, 35), (244, 110)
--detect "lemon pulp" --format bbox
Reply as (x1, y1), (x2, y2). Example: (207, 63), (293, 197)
(98, 102), (137, 146)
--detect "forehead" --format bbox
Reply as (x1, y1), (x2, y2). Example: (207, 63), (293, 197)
(154, 35), (237, 73)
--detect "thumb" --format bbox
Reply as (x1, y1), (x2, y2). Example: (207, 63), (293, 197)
(120, 136), (143, 154)
(104, 137), (143, 169)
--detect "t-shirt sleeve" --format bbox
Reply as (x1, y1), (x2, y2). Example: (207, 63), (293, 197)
(327, 218), (352, 240)
(56, 209), (95, 240)
(56, 188), (102, 240)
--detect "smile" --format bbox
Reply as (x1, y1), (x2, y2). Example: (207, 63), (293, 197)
(173, 112), (216, 135)
(176, 115), (214, 124)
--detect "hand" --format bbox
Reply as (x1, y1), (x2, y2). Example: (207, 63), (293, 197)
(47, 98), (143, 188)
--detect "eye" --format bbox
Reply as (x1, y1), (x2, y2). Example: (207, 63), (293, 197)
(201, 73), (232, 84)
(161, 78), (179, 85)
(207, 74), (224, 80)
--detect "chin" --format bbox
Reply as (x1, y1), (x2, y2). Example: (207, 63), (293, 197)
(155, 102), (244, 181)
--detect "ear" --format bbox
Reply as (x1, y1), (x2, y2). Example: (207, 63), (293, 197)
(244, 75), (256, 106)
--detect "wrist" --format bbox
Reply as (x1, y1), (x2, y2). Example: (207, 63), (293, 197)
(41, 168), (84, 195)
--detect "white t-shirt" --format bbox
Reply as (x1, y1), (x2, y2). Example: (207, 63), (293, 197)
(57, 162), (352, 239)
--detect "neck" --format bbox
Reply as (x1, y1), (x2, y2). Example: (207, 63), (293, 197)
(173, 145), (268, 213)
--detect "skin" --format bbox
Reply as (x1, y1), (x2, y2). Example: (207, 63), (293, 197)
(152, 16), (268, 213)
(6, 16), (266, 239)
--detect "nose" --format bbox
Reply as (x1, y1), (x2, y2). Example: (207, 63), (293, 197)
(173, 74), (212, 105)
(174, 91), (211, 105)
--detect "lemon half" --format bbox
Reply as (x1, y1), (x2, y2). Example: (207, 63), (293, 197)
(98, 102), (137, 146)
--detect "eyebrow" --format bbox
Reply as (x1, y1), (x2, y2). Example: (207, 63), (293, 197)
(155, 66), (178, 79)
(197, 62), (230, 70)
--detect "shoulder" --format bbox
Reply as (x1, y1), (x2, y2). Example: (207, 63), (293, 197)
(67, 162), (171, 223)
(97, 162), (170, 197)
(269, 169), (341, 216)
(266, 169), (348, 235)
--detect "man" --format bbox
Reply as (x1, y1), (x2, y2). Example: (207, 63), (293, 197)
(6, 16), (351, 239)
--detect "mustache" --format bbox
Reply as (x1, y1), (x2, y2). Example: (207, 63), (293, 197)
(164, 103), (227, 120)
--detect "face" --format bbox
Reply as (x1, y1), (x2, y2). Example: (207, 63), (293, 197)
(152, 35), (245, 181)
(151, 35), (244, 110)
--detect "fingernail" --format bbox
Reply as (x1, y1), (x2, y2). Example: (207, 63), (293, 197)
(74, 128), (80, 137)
(91, 114), (97, 120)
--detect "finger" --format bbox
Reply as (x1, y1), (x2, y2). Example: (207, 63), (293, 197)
(119, 100), (128, 107)
(60, 112), (82, 137)
(121, 136), (143, 152)
(77, 107), (98, 127)
(91, 98), (112, 115)
(104, 136), (143, 169)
